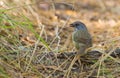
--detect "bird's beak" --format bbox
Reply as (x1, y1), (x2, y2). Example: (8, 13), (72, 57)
(70, 23), (74, 27)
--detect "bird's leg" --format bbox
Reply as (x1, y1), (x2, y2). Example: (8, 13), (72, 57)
(66, 54), (80, 78)
(66, 46), (86, 77)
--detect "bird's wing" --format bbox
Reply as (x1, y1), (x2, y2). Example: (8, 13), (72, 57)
(72, 30), (92, 47)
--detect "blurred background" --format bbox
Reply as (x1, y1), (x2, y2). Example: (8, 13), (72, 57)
(0, 0), (120, 78)
(1, 0), (120, 51)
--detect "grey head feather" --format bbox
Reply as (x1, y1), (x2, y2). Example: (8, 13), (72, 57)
(70, 21), (88, 31)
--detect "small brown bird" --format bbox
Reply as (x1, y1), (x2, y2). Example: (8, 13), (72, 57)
(66, 21), (92, 76)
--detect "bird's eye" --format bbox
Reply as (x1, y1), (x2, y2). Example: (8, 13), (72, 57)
(75, 23), (79, 26)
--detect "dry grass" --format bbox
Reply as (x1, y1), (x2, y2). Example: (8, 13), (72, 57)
(0, 0), (120, 78)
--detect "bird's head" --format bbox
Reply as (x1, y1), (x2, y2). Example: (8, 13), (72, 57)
(70, 21), (88, 31)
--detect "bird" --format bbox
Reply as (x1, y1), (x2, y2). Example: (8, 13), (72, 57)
(66, 21), (92, 77)
(70, 21), (92, 55)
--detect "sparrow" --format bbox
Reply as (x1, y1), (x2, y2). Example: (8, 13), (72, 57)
(70, 21), (92, 55)
(66, 21), (92, 77)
